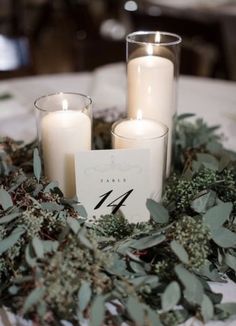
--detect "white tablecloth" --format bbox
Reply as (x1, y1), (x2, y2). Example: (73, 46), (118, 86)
(90, 63), (236, 151)
(0, 63), (236, 325)
(0, 63), (236, 150)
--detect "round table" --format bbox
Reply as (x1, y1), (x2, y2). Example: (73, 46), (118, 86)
(0, 63), (236, 326)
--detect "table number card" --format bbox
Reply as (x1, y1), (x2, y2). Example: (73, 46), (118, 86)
(75, 149), (150, 222)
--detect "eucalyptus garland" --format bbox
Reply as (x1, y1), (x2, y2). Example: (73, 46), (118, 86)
(0, 114), (236, 326)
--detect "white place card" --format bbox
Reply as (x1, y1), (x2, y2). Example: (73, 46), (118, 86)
(75, 149), (150, 223)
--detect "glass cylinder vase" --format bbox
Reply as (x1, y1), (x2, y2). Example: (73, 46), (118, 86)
(35, 92), (92, 198)
(112, 116), (168, 203)
(126, 31), (181, 176)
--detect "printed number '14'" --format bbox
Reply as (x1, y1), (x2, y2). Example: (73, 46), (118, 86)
(94, 189), (133, 214)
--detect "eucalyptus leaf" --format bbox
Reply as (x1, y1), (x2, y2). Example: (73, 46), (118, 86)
(41, 202), (64, 212)
(73, 204), (87, 218)
(33, 148), (41, 182)
(0, 227), (25, 255)
(219, 155), (231, 172)
(146, 307), (162, 326)
(0, 188), (13, 210)
(208, 125), (221, 133)
(178, 113), (195, 120)
(203, 202), (233, 232)
(198, 260), (224, 282)
(175, 264), (204, 305)
(37, 301), (47, 319)
(192, 160), (202, 172)
(44, 181), (59, 193)
(216, 303), (236, 315)
(67, 217), (81, 234)
(0, 161), (9, 176)
(131, 234), (166, 250)
(23, 287), (45, 313)
(161, 281), (181, 311)
(201, 294), (214, 322)
(129, 261), (146, 275)
(191, 191), (216, 214)
(116, 238), (136, 255)
(78, 228), (93, 250)
(207, 291), (223, 305)
(170, 240), (189, 264)
(218, 249), (224, 265)
(0, 92), (12, 100)
(33, 183), (43, 197)
(0, 212), (21, 224)
(78, 281), (92, 312)
(225, 253), (236, 271)
(108, 253), (128, 276)
(126, 251), (143, 263)
(146, 309), (163, 326)
(9, 174), (27, 192)
(25, 244), (37, 267)
(32, 237), (44, 259)
(89, 295), (105, 326)
(211, 227), (236, 248)
(127, 296), (144, 326)
(206, 140), (223, 155)
(130, 276), (158, 288)
(42, 240), (59, 253)
(196, 153), (219, 171)
(146, 199), (169, 224)
(144, 275), (159, 288)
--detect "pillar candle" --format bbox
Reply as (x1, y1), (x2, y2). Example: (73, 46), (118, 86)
(112, 115), (168, 201)
(41, 104), (91, 198)
(127, 53), (174, 176)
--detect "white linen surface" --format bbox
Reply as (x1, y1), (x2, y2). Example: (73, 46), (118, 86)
(1, 63), (236, 149)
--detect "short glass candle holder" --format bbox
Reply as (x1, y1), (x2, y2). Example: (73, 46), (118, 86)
(126, 31), (181, 176)
(111, 117), (168, 202)
(35, 92), (92, 198)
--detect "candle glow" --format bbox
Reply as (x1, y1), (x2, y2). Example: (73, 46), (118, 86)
(147, 44), (153, 55)
(155, 32), (161, 43)
(37, 93), (92, 198)
(112, 118), (168, 204)
(62, 99), (68, 111)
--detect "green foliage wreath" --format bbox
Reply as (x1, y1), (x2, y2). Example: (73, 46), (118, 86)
(0, 114), (236, 325)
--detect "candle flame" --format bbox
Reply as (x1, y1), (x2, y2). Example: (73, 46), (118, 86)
(62, 99), (68, 111)
(147, 43), (153, 55)
(155, 32), (161, 43)
(137, 110), (142, 120)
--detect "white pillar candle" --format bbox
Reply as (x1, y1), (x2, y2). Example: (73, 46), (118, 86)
(112, 115), (168, 201)
(127, 53), (174, 176)
(41, 103), (91, 198)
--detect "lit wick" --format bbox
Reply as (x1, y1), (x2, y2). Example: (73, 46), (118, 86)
(137, 109), (143, 120)
(62, 99), (68, 111)
(155, 32), (161, 44)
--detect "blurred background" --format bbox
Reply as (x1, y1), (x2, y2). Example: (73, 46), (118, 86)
(0, 0), (236, 80)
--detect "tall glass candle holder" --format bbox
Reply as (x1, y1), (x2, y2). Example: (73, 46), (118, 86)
(126, 31), (181, 176)
(112, 115), (168, 202)
(35, 92), (92, 198)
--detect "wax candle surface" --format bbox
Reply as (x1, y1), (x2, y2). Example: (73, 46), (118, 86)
(127, 55), (174, 175)
(41, 110), (91, 197)
(112, 118), (167, 201)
